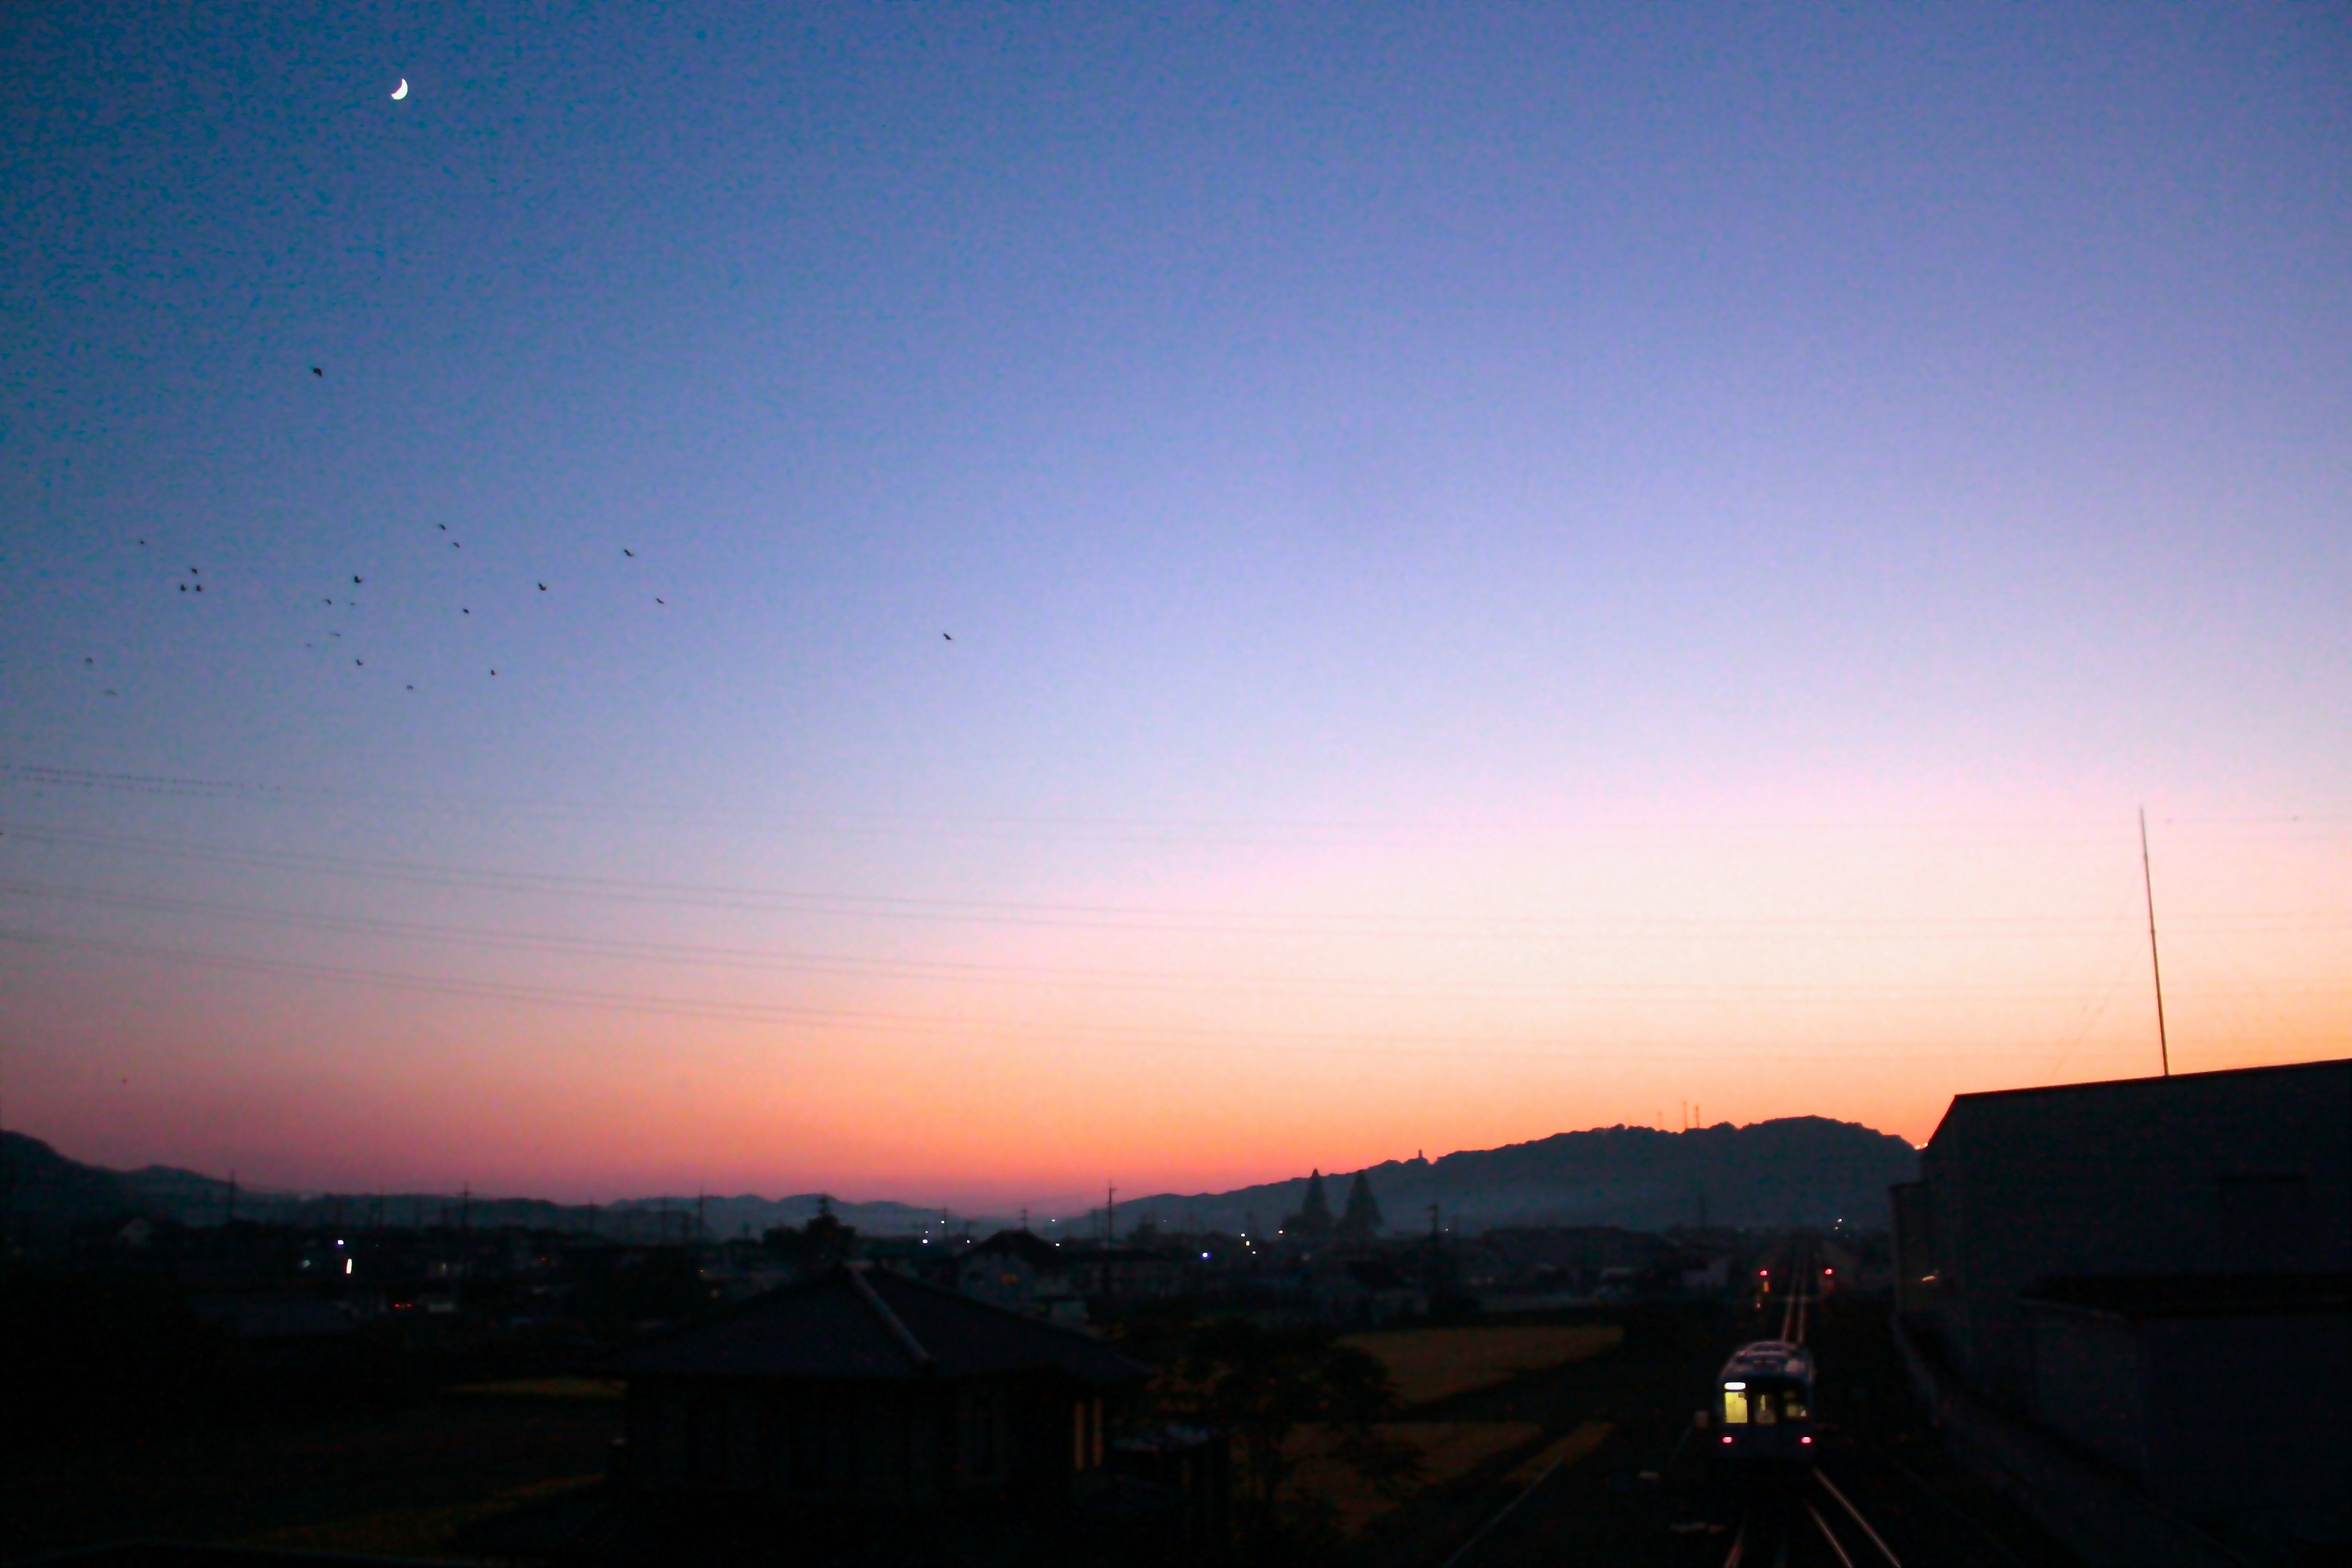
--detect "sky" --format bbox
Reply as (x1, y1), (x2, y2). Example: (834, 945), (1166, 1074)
(2, 2), (2348, 1212)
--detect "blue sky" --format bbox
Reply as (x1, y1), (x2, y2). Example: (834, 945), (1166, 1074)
(4, 4), (2348, 1200)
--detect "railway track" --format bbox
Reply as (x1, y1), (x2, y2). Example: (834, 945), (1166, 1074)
(1435, 1238), (2065, 1568)
(1717, 1245), (1902, 1567)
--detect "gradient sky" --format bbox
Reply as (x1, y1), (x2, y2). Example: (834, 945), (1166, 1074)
(4, 3), (2348, 1212)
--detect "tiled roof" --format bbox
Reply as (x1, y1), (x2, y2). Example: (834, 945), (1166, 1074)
(607, 1263), (1148, 1385)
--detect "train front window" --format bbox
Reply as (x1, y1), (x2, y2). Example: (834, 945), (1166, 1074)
(1722, 1386), (1749, 1424)
(1755, 1395), (1777, 1425)
(1783, 1393), (1808, 1420)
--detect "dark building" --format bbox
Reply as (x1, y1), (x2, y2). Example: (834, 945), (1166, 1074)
(1892, 1058), (2350, 1536)
(955, 1227), (1088, 1323)
(608, 1261), (1148, 1510)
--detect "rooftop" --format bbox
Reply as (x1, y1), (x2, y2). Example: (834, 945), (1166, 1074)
(607, 1262), (1148, 1385)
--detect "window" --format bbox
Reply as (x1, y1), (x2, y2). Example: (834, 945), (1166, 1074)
(688, 1396), (728, 1483)
(1723, 1389), (1749, 1424)
(957, 1385), (1001, 1485)
(791, 1393), (856, 1491)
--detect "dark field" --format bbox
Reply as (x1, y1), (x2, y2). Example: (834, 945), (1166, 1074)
(1344, 1295), (2086, 1568)
(2, 1390), (619, 1561)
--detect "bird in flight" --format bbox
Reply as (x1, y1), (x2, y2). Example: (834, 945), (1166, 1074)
(353, 575), (363, 585)
(538, 582), (548, 592)
(312, 367), (323, 377)
(624, 548), (635, 558)
(942, 632), (953, 641)
(655, 597), (665, 605)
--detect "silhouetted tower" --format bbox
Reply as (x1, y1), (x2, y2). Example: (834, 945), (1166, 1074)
(1287, 1169), (1335, 1243)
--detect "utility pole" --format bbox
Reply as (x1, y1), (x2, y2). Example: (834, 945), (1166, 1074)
(2139, 807), (2171, 1077)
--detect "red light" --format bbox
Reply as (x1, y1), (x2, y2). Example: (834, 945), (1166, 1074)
(1800, 1436), (1813, 1445)
(1721, 1435), (1733, 1444)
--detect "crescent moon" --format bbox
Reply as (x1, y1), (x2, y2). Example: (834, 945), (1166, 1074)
(391, 78), (409, 100)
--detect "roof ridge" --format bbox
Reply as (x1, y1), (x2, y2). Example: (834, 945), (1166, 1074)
(865, 1260), (1129, 1348)
(845, 1262), (932, 1368)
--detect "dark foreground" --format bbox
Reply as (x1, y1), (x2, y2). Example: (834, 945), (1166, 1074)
(4, 1295), (2096, 1568)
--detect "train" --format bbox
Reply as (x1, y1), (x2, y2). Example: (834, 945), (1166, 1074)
(1714, 1339), (1817, 1463)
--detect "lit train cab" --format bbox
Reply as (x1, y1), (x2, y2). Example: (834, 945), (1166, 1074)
(1714, 1340), (1817, 1464)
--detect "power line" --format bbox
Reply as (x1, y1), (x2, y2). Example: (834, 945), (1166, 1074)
(12, 820), (2337, 937)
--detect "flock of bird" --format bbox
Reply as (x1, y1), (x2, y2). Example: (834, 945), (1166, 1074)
(75, 364), (678, 699)
(72, 363), (957, 702)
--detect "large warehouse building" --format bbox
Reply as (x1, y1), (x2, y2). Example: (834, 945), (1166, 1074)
(1891, 1058), (2350, 1542)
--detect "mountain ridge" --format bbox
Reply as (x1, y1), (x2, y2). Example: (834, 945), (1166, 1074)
(1098, 1116), (1918, 1234)
(3, 1114), (1918, 1238)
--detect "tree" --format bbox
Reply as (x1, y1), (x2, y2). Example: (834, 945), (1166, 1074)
(1284, 1169), (1334, 1242)
(1156, 1317), (1419, 1555)
(1336, 1171), (1384, 1245)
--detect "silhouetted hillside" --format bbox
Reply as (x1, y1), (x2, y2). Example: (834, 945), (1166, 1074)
(1, 1134), (980, 1238)
(1104, 1117), (1918, 1235)
(1, 1131), (139, 1230)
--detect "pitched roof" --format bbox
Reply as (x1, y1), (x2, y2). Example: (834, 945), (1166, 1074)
(607, 1263), (1148, 1385)
(970, 1227), (1063, 1269)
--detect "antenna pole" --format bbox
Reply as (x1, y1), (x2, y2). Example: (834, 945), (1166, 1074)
(2139, 807), (2170, 1077)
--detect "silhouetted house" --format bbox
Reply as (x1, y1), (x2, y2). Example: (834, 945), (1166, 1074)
(956, 1229), (1088, 1324)
(1891, 1059), (2350, 1533)
(608, 1262), (1148, 1510)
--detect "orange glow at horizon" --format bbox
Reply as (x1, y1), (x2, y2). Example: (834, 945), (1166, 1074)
(5, 790), (2346, 1211)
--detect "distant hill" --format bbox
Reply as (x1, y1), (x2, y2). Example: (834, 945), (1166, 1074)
(0, 1133), (979, 1237)
(1, 1131), (141, 1232)
(1099, 1117), (1918, 1236)
(4, 1115), (1915, 1242)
